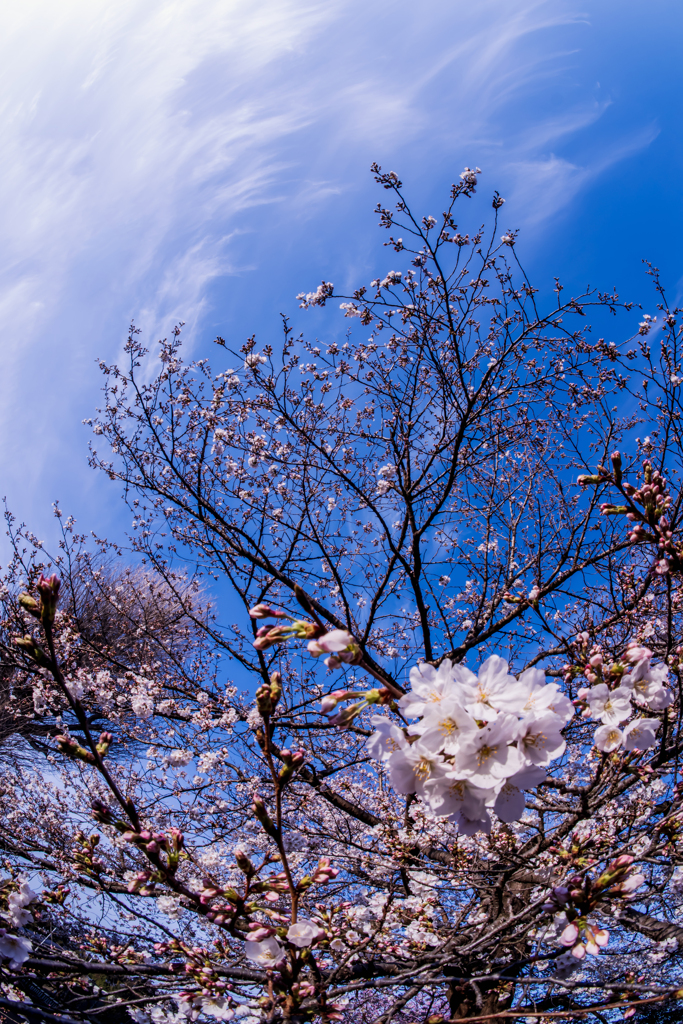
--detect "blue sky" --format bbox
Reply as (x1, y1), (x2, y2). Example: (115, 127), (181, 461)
(1, 0), (682, 550)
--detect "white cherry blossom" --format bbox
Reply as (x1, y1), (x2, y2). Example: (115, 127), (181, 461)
(0, 931), (31, 968)
(517, 712), (566, 765)
(460, 655), (518, 721)
(367, 654), (572, 833)
(454, 715), (524, 786)
(202, 997), (235, 1021)
(409, 698), (478, 755)
(587, 684), (632, 726)
(287, 919), (323, 947)
(398, 659), (462, 717)
(493, 764), (546, 823)
(366, 716), (408, 761)
(244, 936), (284, 965)
(594, 724), (623, 752)
(387, 741), (452, 796)
(622, 655), (672, 708)
(622, 717), (660, 751)
(424, 774), (492, 820)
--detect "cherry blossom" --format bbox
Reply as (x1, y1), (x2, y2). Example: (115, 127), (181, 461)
(0, 931), (31, 968)
(587, 684), (632, 726)
(594, 724), (624, 752)
(244, 936), (284, 966)
(287, 919), (323, 948)
(623, 717), (660, 751)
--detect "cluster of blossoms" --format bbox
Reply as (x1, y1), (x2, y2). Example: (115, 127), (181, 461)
(583, 454), (679, 575)
(539, 855), (645, 964)
(570, 641), (672, 753)
(367, 656), (573, 835)
(250, 606), (362, 671)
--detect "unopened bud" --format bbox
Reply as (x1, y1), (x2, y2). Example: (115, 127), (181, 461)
(249, 604), (285, 619)
(321, 690), (348, 714)
(294, 584), (313, 614)
(611, 451), (622, 483)
(269, 671), (282, 706)
(256, 684), (272, 717)
(91, 799), (113, 824)
(235, 849), (256, 876)
(18, 593), (41, 618)
(36, 573), (61, 625)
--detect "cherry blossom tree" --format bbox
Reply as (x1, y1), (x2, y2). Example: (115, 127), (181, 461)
(3, 166), (683, 1023)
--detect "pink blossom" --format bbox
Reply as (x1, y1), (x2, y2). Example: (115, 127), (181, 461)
(308, 629), (355, 655)
(560, 922), (579, 946)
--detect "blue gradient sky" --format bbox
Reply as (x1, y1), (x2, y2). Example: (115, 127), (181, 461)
(1, 0), (682, 548)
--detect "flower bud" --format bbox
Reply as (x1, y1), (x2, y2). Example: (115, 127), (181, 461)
(256, 684), (272, 717)
(320, 690), (349, 714)
(328, 702), (364, 729)
(91, 799), (113, 824)
(36, 573), (61, 625)
(611, 451), (622, 483)
(269, 671), (282, 706)
(249, 604), (285, 619)
(235, 849), (256, 876)
(18, 593), (41, 619)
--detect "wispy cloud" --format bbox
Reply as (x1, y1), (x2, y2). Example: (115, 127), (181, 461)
(0, 0), (656, 540)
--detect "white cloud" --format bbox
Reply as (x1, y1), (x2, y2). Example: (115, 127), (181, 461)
(0, 0), (655, 538)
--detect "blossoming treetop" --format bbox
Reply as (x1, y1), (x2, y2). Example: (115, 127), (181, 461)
(1, 166), (683, 1022)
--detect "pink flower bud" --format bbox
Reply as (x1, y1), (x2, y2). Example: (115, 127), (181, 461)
(249, 604), (284, 619)
(308, 629), (356, 655)
(620, 872), (645, 894)
(570, 942), (586, 960)
(625, 645), (652, 663)
(560, 923), (579, 946)
(320, 690), (347, 714)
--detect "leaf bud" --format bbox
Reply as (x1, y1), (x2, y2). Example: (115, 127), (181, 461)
(252, 795), (277, 837)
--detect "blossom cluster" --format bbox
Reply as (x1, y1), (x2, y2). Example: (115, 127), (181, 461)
(367, 656), (573, 834)
(572, 641), (672, 752)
